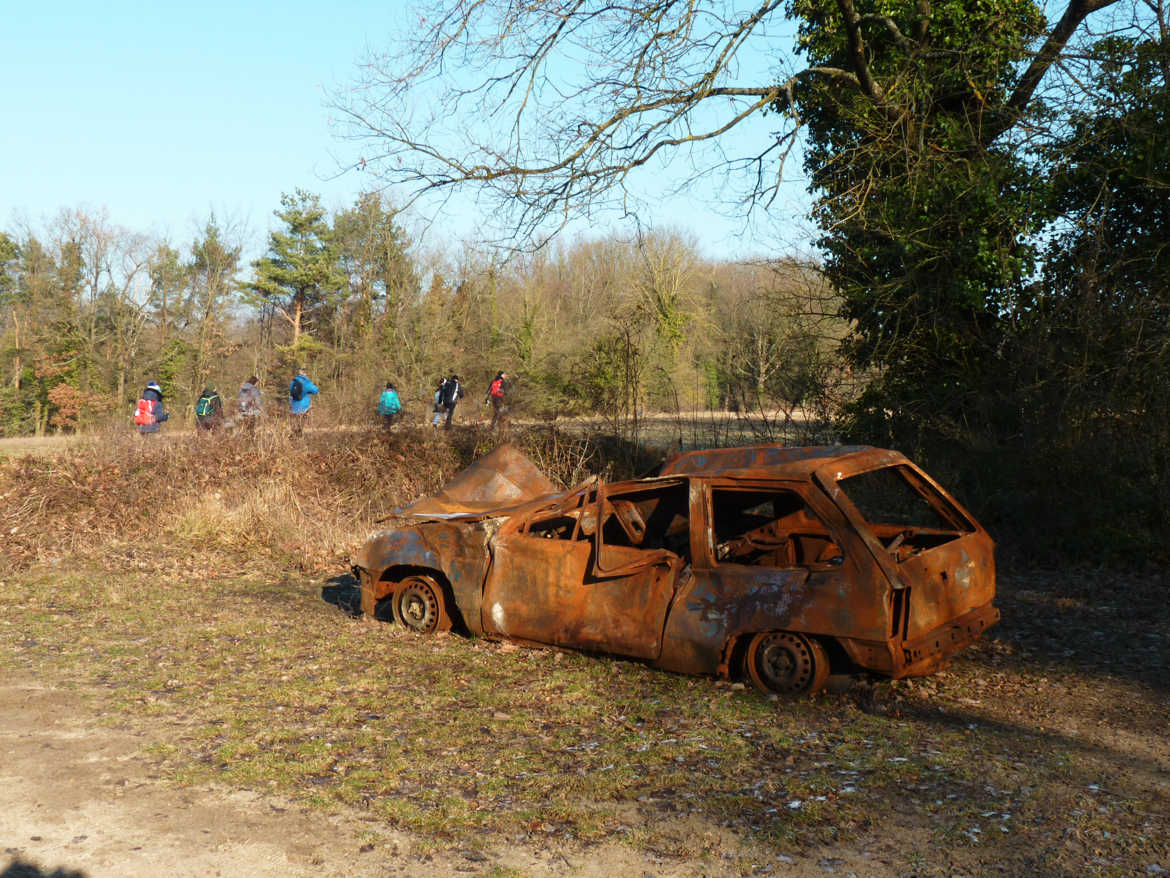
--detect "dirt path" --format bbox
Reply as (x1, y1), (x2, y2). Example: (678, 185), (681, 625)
(1, 682), (397, 878)
(1, 681), (898, 878)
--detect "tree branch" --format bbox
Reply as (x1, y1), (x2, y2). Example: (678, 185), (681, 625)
(837, 0), (886, 102)
(991, 0), (1123, 142)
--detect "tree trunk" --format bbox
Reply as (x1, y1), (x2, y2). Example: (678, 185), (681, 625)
(11, 311), (20, 390)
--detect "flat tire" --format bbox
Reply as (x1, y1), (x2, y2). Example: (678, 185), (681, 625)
(745, 631), (830, 696)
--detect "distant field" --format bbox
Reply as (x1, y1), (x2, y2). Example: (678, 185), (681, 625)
(0, 408), (829, 461)
(0, 434), (85, 458)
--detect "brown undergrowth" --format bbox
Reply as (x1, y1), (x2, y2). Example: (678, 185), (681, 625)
(0, 423), (657, 577)
(3, 426), (520, 575)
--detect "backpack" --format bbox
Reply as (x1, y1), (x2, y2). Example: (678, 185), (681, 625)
(290, 378), (305, 402)
(195, 394), (218, 417)
(489, 378), (505, 398)
(133, 398), (156, 426)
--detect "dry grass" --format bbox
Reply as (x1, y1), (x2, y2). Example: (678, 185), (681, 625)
(0, 434), (87, 458)
(0, 422), (468, 574)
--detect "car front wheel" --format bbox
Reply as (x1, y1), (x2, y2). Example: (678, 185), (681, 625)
(745, 631), (830, 696)
(394, 574), (451, 634)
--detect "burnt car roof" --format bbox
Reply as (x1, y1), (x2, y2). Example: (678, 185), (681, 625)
(396, 443), (562, 519)
(401, 443), (914, 521)
(658, 444), (900, 479)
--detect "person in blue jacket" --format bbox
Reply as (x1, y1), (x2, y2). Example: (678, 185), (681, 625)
(288, 369), (319, 436)
(377, 381), (402, 428)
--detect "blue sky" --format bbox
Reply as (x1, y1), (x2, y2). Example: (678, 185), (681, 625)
(1, 1), (813, 262)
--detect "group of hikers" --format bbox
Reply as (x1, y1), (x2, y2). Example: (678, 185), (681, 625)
(133, 370), (508, 435)
(428, 371), (508, 430)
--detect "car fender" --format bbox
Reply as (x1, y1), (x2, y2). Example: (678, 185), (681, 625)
(354, 520), (497, 633)
(657, 565), (812, 676)
(355, 527), (444, 578)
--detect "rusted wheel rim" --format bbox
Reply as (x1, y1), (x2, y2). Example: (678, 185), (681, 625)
(745, 632), (827, 695)
(397, 577), (441, 633)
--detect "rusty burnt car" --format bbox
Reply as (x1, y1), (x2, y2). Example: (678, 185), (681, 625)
(351, 443), (998, 695)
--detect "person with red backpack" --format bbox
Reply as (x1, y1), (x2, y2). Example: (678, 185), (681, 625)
(485, 371), (508, 429)
(133, 381), (169, 436)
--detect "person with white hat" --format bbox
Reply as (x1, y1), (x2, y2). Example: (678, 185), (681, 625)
(133, 381), (170, 436)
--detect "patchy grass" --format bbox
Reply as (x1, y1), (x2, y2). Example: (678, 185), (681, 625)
(1, 425), (1168, 874)
(3, 561), (1168, 874)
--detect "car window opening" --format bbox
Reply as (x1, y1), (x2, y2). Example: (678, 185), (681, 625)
(523, 490), (593, 541)
(600, 483), (691, 561)
(837, 465), (974, 559)
(712, 488), (841, 568)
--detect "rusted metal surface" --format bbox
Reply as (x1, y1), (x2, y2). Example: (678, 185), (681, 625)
(483, 536), (680, 659)
(659, 444), (879, 478)
(396, 443), (561, 518)
(351, 443), (999, 695)
(354, 519), (497, 633)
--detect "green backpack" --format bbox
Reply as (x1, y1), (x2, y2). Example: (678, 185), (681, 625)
(195, 393), (218, 417)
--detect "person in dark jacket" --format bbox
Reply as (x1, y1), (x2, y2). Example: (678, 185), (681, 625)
(440, 374), (464, 428)
(195, 385), (224, 432)
(134, 381), (169, 436)
(431, 376), (449, 427)
(237, 376), (263, 433)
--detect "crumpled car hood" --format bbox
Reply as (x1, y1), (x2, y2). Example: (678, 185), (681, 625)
(395, 443), (562, 519)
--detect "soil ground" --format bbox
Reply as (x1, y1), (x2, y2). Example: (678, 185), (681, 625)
(4, 574), (1168, 878)
(1, 681), (899, 878)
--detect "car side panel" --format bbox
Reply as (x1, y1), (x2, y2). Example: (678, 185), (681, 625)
(656, 565), (809, 675)
(483, 536), (677, 660)
(656, 477), (894, 676)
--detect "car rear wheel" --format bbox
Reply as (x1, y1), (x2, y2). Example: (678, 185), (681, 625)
(395, 574), (450, 634)
(745, 631), (830, 696)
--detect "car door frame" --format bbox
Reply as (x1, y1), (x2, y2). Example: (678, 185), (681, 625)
(481, 478), (686, 660)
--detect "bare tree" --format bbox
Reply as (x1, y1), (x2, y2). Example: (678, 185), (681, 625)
(332, 0), (1123, 245)
(50, 208), (155, 407)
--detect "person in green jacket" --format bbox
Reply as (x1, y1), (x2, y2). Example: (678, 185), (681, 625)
(377, 382), (402, 428)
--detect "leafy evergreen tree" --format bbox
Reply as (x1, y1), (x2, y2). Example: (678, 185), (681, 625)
(790, 0), (1048, 450)
(246, 190), (345, 346)
(1015, 24), (1170, 551)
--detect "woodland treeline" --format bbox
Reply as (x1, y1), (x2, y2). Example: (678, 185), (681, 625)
(0, 192), (846, 438)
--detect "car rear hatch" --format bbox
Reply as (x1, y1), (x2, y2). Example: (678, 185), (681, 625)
(815, 455), (997, 671)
